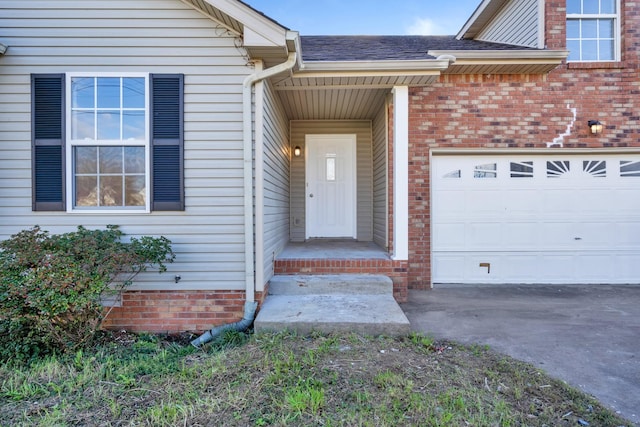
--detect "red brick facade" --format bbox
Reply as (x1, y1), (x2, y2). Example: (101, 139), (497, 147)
(406, 0), (640, 289)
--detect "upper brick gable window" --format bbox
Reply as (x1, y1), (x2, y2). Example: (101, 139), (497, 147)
(566, 0), (620, 62)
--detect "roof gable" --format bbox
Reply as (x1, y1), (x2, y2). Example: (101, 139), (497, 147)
(181, 0), (295, 63)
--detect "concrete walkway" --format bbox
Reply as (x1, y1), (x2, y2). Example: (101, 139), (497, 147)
(401, 284), (640, 425)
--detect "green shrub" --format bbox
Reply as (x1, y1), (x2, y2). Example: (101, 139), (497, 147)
(0, 225), (174, 362)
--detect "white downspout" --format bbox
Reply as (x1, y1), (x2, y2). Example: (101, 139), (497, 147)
(242, 52), (297, 303)
(191, 51), (297, 349)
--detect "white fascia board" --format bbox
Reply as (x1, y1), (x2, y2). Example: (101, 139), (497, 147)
(428, 49), (569, 62)
(456, 0), (509, 40)
(457, 0), (494, 39)
(203, 0), (288, 48)
(299, 59), (451, 74)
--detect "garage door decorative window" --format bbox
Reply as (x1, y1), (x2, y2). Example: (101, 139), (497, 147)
(583, 160), (606, 177)
(510, 161), (534, 178)
(620, 160), (640, 177)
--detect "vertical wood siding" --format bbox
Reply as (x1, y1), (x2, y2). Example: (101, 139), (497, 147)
(289, 121), (373, 242)
(372, 104), (388, 249)
(0, 0), (253, 290)
(476, 0), (540, 48)
(261, 81), (290, 284)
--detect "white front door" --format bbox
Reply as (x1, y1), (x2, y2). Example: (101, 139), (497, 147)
(306, 134), (357, 239)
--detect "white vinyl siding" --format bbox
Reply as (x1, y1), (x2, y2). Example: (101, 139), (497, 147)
(290, 121), (373, 242)
(372, 103), (388, 249)
(476, 0), (541, 48)
(261, 80), (290, 285)
(0, 0), (253, 290)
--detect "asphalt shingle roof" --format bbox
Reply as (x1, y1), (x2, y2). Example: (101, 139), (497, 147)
(300, 35), (537, 62)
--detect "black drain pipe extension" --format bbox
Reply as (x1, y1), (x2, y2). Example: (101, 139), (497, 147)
(191, 300), (258, 348)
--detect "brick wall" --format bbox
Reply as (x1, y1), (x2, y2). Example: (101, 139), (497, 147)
(102, 289), (267, 333)
(406, 0), (640, 289)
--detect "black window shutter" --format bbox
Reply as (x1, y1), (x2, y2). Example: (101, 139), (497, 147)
(31, 74), (65, 211)
(150, 74), (184, 211)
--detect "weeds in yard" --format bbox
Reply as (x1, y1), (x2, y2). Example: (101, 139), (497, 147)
(0, 330), (632, 426)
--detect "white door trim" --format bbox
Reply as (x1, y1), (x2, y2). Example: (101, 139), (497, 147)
(305, 134), (357, 239)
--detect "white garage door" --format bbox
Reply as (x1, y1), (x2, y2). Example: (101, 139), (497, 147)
(432, 154), (640, 284)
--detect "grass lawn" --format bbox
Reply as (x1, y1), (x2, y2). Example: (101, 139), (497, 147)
(0, 330), (632, 426)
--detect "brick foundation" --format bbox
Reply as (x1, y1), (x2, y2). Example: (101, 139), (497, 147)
(102, 289), (267, 333)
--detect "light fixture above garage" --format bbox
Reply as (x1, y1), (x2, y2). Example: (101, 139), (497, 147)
(293, 146), (302, 157)
(588, 120), (603, 134)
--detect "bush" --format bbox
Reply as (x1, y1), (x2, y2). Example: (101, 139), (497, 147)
(0, 225), (174, 362)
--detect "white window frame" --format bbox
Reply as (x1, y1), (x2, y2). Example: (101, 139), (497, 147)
(65, 72), (151, 213)
(566, 0), (621, 62)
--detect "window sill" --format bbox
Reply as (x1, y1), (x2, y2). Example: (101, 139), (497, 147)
(567, 61), (625, 69)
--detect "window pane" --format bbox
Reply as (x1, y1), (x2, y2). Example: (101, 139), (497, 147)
(100, 176), (123, 206)
(599, 40), (614, 60)
(97, 111), (121, 140)
(599, 19), (613, 38)
(97, 77), (120, 109)
(125, 176), (146, 206)
(123, 111), (145, 140)
(99, 146), (123, 174)
(71, 111), (95, 140)
(326, 157), (336, 181)
(124, 146), (145, 173)
(71, 77), (94, 108)
(621, 160), (640, 177)
(601, 0), (615, 13)
(582, 19), (598, 38)
(75, 146), (97, 174)
(582, 40), (598, 60)
(583, 0), (599, 14)
(510, 161), (534, 178)
(567, 40), (581, 60)
(76, 176), (97, 206)
(123, 78), (145, 108)
(566, 0), (581, 14)
(567, 20), (580, 38)
(474, 163), (497, 178)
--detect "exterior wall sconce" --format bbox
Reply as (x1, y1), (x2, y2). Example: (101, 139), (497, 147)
(588, 120), (603, 134)
(293, 146), (302, 157)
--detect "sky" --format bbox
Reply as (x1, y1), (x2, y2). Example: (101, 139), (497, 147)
(245, 0), (482, 36)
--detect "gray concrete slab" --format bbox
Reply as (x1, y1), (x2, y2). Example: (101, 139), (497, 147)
(401, 284), (640, 424)
(278, 240), (389, 259)
(255, 274), (410, 336)
(268, 274), (393, 295)
(255, 293), (410, 336)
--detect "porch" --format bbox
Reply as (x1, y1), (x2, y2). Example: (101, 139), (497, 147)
(273, 240), (408, 302)
(255, 239), (410, 336)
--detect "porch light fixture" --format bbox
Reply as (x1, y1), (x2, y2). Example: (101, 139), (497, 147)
(588, 120), (603, 134)
(293, 146), (302, 157)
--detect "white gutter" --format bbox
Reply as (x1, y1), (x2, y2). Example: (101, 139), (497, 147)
(242, 51), (297, 303)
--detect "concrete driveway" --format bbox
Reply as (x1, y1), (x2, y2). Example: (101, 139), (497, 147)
(401, 284), (640, 425)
